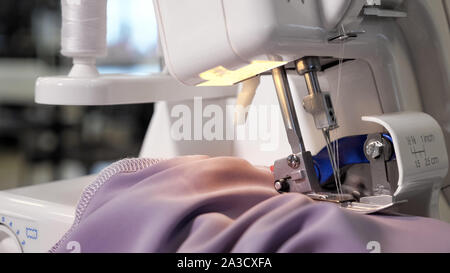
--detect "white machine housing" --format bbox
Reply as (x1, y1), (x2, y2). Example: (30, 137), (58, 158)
(1, 0), (450, 252)
(153, 0), (450, 197)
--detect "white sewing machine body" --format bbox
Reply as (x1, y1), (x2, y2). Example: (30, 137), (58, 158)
(152, 0), (450, 213)
(1, 0), (450, 252)
(154, 0), (448, 148)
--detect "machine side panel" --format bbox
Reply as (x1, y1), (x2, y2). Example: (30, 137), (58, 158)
(153, 0), (243, 85)
(222, 0), (325, 62)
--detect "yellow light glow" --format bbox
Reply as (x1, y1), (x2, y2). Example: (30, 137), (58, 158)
(197, 60), (288, 86)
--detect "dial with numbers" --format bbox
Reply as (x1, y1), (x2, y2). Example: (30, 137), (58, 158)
(0, 215), (39, 253)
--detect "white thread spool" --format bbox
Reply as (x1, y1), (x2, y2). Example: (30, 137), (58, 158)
(61, 0), (107, 78)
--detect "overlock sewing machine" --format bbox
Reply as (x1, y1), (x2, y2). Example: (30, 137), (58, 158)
(0, 0), (449, 252)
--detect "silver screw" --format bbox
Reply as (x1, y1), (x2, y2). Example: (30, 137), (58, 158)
(365, 140), (384, 159)
(287, 154), (300, 169)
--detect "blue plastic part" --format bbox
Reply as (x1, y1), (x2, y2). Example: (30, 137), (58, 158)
(312, 134), (394, 184)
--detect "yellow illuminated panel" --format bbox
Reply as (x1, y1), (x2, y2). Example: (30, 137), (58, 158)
(197, 60), (288, 86)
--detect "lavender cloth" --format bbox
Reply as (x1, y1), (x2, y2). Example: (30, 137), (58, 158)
(52, 156), (450, 253)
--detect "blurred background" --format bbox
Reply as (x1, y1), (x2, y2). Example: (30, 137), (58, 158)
(0, 0), (161, 190)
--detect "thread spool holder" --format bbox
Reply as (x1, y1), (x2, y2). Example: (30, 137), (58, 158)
(68, 57), (99, 78)
(35, 73), (237, 106)
(36, 0), (237, 105)
(36, 53), (237, 105)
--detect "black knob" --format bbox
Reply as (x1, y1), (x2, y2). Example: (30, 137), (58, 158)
(274, 179), (290, 193)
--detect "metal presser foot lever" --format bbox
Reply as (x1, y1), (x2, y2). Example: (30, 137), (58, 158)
(271, 57), (338, 196)
(271, 65), (321, 195)
(270, 58), (396, 214)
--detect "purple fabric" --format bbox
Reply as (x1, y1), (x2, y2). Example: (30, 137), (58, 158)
(52, 156), (450, 253)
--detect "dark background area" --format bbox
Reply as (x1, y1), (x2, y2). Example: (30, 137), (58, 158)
(0, 0), (157, 189)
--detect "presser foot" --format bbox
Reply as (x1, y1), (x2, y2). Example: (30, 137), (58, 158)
(273, 167), (406, 215)
(307, 192), (407, 215)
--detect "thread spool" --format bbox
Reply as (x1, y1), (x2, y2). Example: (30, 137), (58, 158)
(61, 0), (107, 77)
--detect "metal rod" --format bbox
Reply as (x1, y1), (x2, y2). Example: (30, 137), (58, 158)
(304, 72), (322, 95)
(296, 57), (322, 95)
(272, 66), (305, 154)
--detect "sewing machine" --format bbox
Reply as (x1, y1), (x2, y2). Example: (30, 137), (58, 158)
(149, 0), (450, 215)
(1, 0), (450, 252)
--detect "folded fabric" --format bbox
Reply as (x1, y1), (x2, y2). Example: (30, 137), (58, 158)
(52, 156), (450, 253)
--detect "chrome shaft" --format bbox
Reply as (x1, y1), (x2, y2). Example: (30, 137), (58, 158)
(271, 66), (305, 154)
